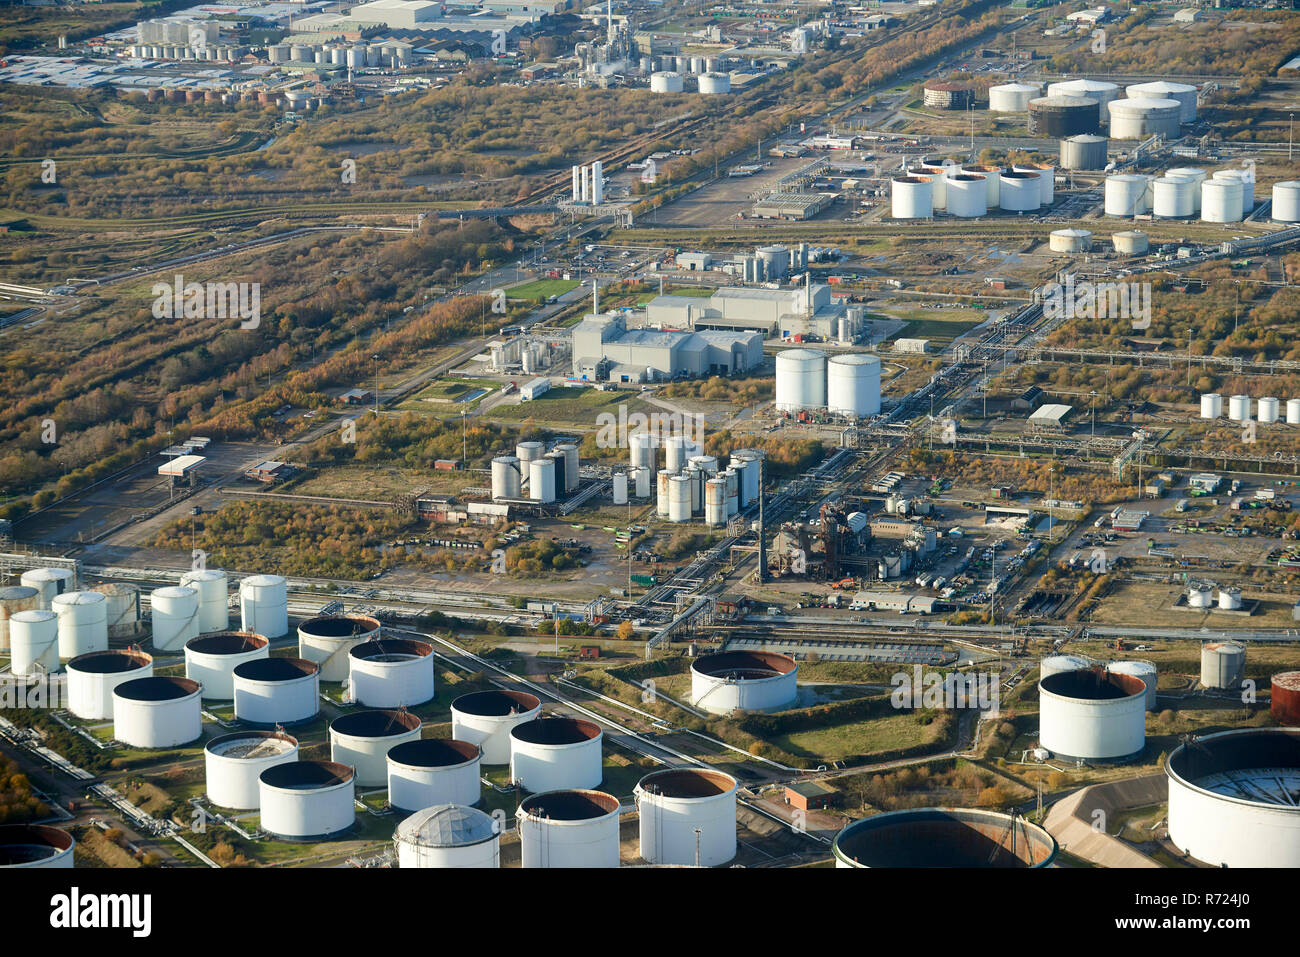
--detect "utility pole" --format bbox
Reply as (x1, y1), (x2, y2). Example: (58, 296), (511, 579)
(372, 354), (380, 417)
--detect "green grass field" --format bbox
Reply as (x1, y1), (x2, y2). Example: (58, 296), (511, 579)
(488, 387), (656, 426)
(506, 279), (580, 302)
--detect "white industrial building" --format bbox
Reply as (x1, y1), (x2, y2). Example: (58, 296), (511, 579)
(571, 313), (763, 384)
(643, 284), (865, 342)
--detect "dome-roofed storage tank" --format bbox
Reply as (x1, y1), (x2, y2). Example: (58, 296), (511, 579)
(1212, 169), (1253, 217)
(1028, 95), (1099, 137)
(348, 637), (434, 708)
(113, 676), (203, 748)
(1200, 393), (1223, 419)
(1200, 641), (1245, 689)
(9, 609), (59, 676)
(451, 689), (542, 764)
(650, 71), (683, 93)
(395, 804), (500, 868)
(1104, 174), (1150, 216)
(1201, 178), (1243, 222)
(0, 825), (75, 868)
(1039, 653), (1092, 678)
(944, 174), (987, 217)
(185, 632), (268, 699)
(890, 175), (934, 219)
(297, 614), (381, 682)
(149, 585), (199, 652)
(1107, 660), (1158, 711)
(1047, 78), (1118, 122)
(329, 709), (422, 787)
(1059, 134), (1107, 170)
(1272, 672), (1300, 726)
(66, 649), (153, 721)
(20, 567), (75, 608)
(1126, 80), (1197, 122)
(90, 582), (140, 639)
(1048, 228), (1092, 253)
(205, 730), (299, 810)
(697, 72), (730, 94)
(259, 761), (355, 841)
(517, 788), (621, 868)
(1111, 230), (1149, 255)
(510, 717), (603, 793)
(232, 657), (320, 725)
(833, 807), (1057, 867)
(826, 354), (882, 418)
(239, 574), (288, 639)
(1228, 394), (1251, 422)
(515, 440), (544, 466)
(635, 768), (737, 866)
(988, 81), (1040, 112)
(774, 349), (827, 411)
(1218, 586), (1243, 610)
(1273, 181), (1300, 222)
(491, 455), (522, 499)
(50, 591), (107, 660)
(1166, 728), (1300, 868)
(998, 171), (1040, 211)
(387, 738), (482, 811)
(1152, 175), (1196, 218)
(691, 651), (798, 715)
(0, 586), (40, 652)
(180, 568), (229, 633)
(962, 164), (1002, 205)
(1107, 97), (1181, 140)
(1037, 667), (1146, 762)
(529, 456), (557, 503)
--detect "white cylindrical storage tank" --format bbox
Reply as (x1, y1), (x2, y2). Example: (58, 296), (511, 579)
(612, 471), (629, 505)
(667, 475), (691, 522)
(297, 614), (381, 682)
(491, 456), (522, 499)
(1167, 166), (1207, 211)
(1126, 81), (1197, 122)
(91, 582), (140, 639)
(21, 568), (75, 609)
(1112, 230), (1149, 254)
(774, 348), (826, 411)
(451, 689), (542, 765)
(1104, 174), (1149, 216)
(1259, 397), (1280, 423)
(259, 761), (355, 840)
(1218, 587), (1243, 611)
(184, 631), (268, 699)
(1188, 582), (1215, 608)
(832, 807), (1058, 867)
(962, 164), (1001, 205)
(1153, 176), (1196, 218)
(510, 717), (603, 793)
(329, 709), (422, 787)
(1287, 398), (1300, 425)
(1040, 653), (1092, 679)
(516, 440), (544, 465)
(0, 586), (40, 652)
(891, 175), (933, 218)
(556, 443), (580, 492)
(697, 72), (730, 94)
(66, 648), (153, 720)
(684, 466), (703, 514)
(1048, 78), (1119, 123)
(635, 768), (737, 866)
(348, 636), (434, 708)
(1107, 97), (1181, 139)
(988, 81), (1040, 112)
(529, 456), (557, 503)
(722, 468), (739, 517)
(178, 569), (228, 634)
(1059, 134), (1107, 170)
(916, 165), (946, 209)
(50, 591), (107, 660)
(998, 171), (1039, 211)
(826, 354), (882, 417)
(629, 431), (658, 472)
(517, 789), (621, 868)
(387, 739), (481, 812)
(1166, 728), (1300, 868)
(945, 174), (987, 217)
(1049, 228), (1092, 253)
(634, 466), (651, 498)
(691, 650), (797, 715)
(8, 610), (58, 676)
(656, 468), (674, 518)
(1273, 181), (1300, 223)
(232, 657), (320, 725)
(1037, 668), (1146, 762)
(1201, 179), (1243, 222)
(149, 585), (198, 652)
(730, 449), (762, 505)
(1200, 393), (1223, 419)
(113, 676), (202, 748)
(664, 435), (688, 472)
(1014, 163), (1054, 205)
(1201, 641), (1245, 689)
(238, 574), (287, 639)
(204, 730), (298, 810)
(1212, 169), (1253, 217)
(395, 804), (499, 868)
(704, 477), (727, 526)
(0, 825), (75, 868)
(650, 71), (684, 93)
(1228, 394), (1251, 422)
(1108, 660), (1158, 711)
